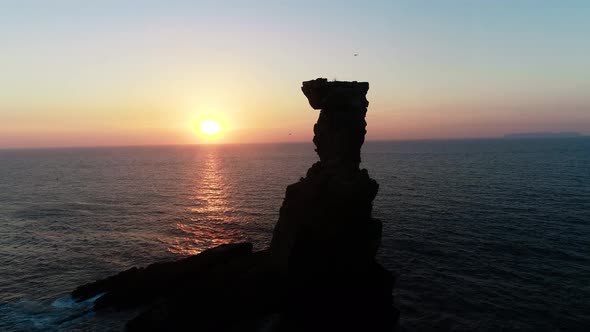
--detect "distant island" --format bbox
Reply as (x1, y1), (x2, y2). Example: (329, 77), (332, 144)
(504, 132), (582, 139)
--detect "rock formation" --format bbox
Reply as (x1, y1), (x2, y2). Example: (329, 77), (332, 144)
(271, 78), (397, 331)
(271, 78), (379, 262)
(71, 78), (398, 331)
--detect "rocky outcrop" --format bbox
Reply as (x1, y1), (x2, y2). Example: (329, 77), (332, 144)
(271, 78), (397, 331)
(271, 78), (377, 262)
(73, 244), (284, 331)
(302, 78), (369, 168)
(72, 243), (255, 310)
(72, 78), (397, 331)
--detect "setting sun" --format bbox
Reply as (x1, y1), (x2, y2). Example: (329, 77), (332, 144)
(200, 120), (222, 136)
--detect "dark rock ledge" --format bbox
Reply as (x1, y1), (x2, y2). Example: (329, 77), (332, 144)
(72, 78), (399, 331)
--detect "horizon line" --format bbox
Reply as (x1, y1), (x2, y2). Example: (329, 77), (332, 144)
(1, 135), (588, 151)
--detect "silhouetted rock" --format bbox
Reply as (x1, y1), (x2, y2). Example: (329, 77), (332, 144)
(271, 79), (377, 261)
(72, 243), (254, 310)
(270, 78), (397, 331)
(302, 78), (369, 168)
(125, 249), (285, 332)
(71, 78), (397, 331)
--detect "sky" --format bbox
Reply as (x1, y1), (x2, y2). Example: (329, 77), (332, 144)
(1, 0), (589, 148)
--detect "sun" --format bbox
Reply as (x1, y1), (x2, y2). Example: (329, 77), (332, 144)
(199, 120), (222, 136)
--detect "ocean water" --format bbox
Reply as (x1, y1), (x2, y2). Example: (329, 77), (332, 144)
(1, 138), (589, 331)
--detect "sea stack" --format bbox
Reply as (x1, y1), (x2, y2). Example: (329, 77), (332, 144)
(271, 78), (397, 331)
(71, 78), (397, 332)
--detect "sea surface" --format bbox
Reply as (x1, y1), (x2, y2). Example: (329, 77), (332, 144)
(1, 138), (589, 331)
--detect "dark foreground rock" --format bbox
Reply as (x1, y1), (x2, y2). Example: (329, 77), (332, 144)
(73, 243), (255, 310)
(72, 78), (398, 331)
(73, 243), (286, 331)
(126, 249), (284, 332)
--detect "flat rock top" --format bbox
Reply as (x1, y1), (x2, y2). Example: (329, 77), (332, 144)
(302, 78), (369, 110)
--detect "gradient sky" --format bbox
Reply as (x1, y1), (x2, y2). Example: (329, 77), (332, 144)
(1, 0), (589, 148)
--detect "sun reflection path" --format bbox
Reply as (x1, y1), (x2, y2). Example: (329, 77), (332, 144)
(167, 149), (247, 255)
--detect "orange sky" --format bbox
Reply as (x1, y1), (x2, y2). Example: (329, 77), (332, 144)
(1, 1), (589, 148)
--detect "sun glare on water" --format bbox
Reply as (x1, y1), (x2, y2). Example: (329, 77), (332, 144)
(200, 120), (222, 136)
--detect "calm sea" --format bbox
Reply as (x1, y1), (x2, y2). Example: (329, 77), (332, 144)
(1, 138), (589, 331)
